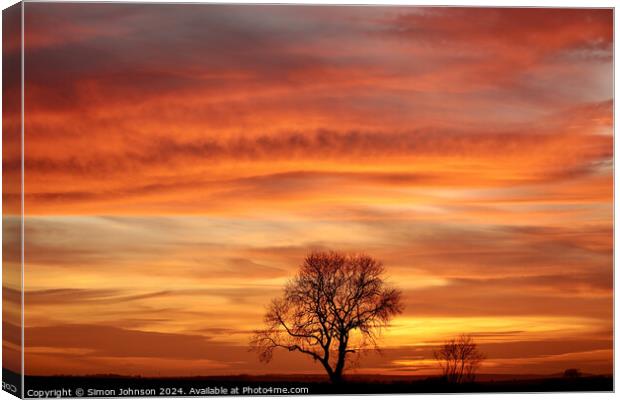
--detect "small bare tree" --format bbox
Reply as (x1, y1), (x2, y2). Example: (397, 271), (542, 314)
(250, 251), (403, 383)
(434, 334), (485, 384)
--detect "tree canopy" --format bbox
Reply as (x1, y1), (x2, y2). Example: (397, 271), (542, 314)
(251, 251), (403, 383)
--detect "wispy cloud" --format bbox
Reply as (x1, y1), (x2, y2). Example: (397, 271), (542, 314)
(15, 4), (612, 377)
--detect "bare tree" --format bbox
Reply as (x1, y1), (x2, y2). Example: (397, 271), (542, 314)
(250, 251), (403, 383)
(434, 334), (485, 384)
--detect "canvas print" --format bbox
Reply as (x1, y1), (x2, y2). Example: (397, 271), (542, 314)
(2, 2), (614, 397)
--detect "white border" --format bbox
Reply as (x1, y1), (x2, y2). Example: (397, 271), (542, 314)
(0, 2), (616, 400)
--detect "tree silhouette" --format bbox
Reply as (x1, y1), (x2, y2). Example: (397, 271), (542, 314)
(434, 334), (485, 384)
(563, 368), (582, 379)
(250, 251), (403, 383)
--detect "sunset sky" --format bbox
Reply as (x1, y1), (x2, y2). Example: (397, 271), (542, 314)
(2, 4), (612, 377)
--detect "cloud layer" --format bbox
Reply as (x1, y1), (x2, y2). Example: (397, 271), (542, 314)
(9, 4), (612, 377)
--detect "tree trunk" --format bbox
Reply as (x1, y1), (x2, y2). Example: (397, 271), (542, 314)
(331, 333), (348, 384)
(329, 370), (344, 384)
(320, 360), (340, 384)
(321, 356), (345, 384)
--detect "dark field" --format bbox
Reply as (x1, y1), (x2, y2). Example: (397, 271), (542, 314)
(3, 369), (611, 397)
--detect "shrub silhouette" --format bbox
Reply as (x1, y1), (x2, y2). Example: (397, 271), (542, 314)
(434, 334), (485, 384)
(250, 251), (403, 383)
(563, 368), (582, 379)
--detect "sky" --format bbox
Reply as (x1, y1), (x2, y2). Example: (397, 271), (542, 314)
(2, 4), (612, 377)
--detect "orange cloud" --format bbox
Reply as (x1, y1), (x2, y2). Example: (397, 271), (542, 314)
(11, 4), (613, 378)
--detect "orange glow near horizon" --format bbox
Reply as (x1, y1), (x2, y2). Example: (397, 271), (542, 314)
(4, 4), (612, 377)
